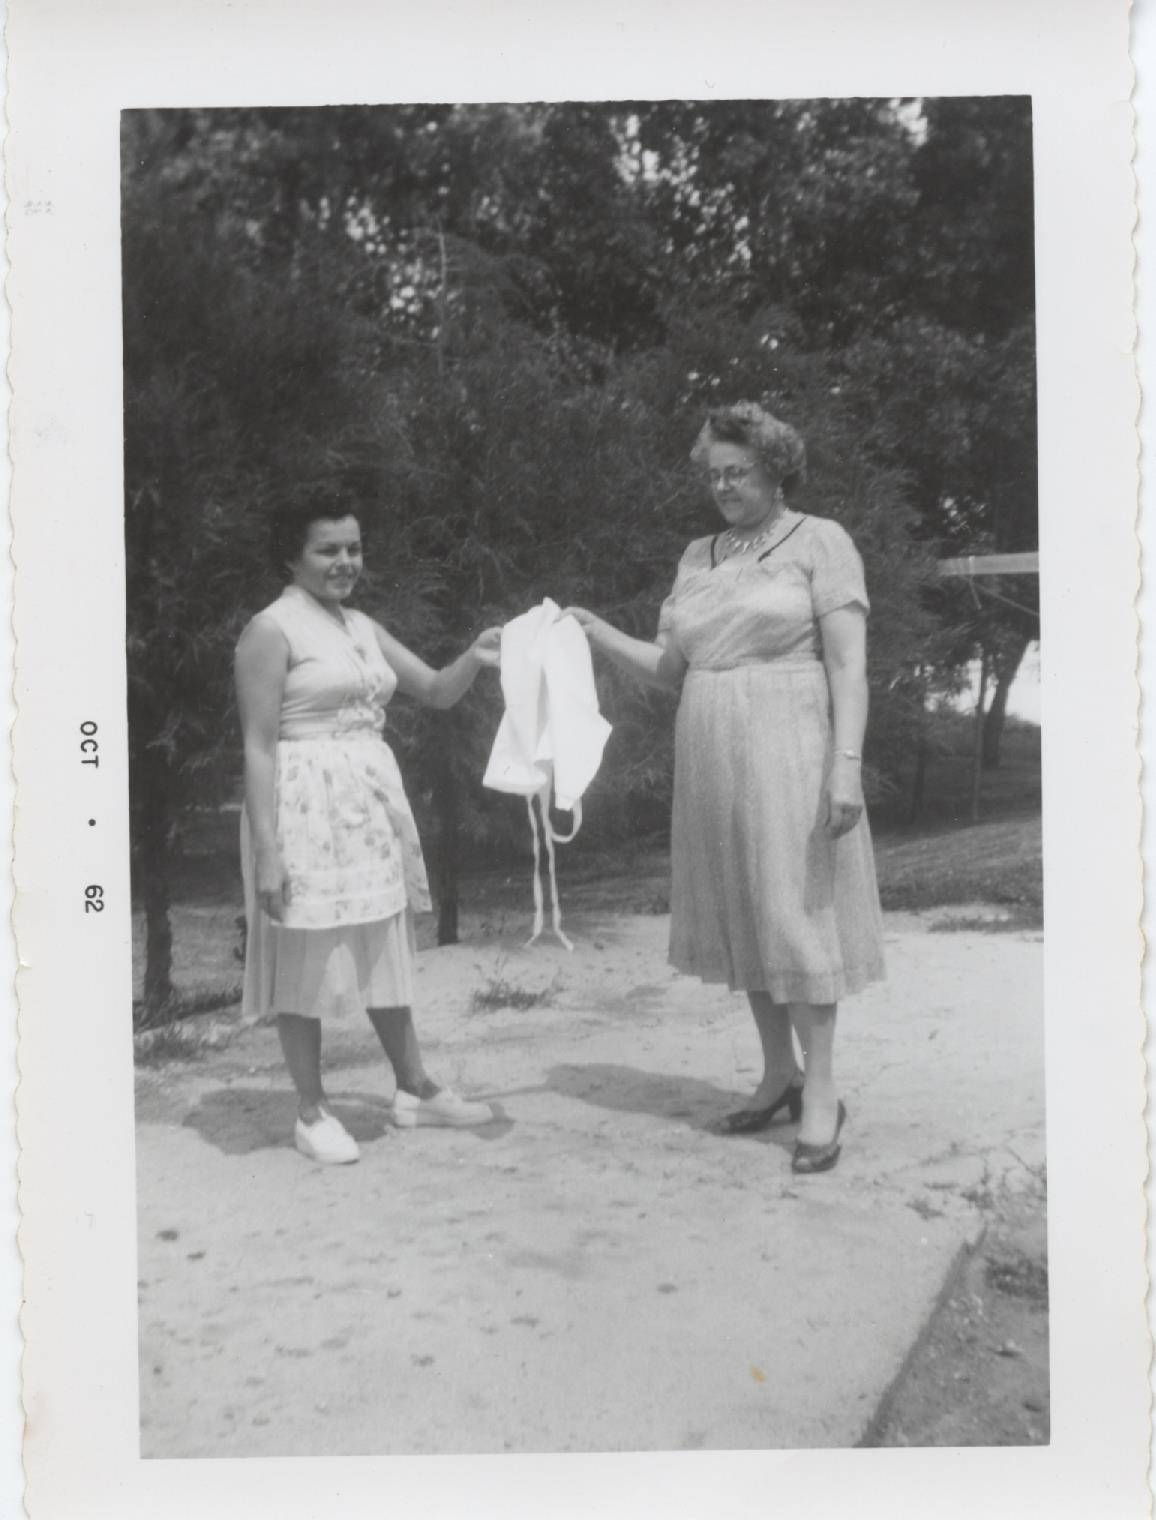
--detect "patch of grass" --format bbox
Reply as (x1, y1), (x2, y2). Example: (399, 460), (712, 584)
(471, 973), (555, 1013)
(961, 1156), (1047, 1218)
(985, 1251), (1049, 1306)
(874, 815), (1042, 914)
(927, 906), (1043, 934)
(133, 982), (242, 1033)
(628, 889), (670, 915)
(961, 1162), (997, 1213)
(134, 1019), (237, 1067)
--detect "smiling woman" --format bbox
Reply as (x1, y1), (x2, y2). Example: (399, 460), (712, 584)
(566, 401), (885, 1175)
(287, 518), (364, 602)
(234, 494), (504, 1164)
(265, 498), (366, 606)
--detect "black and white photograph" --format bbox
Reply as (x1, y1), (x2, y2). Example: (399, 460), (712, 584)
(123, 97), (1046, 1457)
(9, 2), (1146, 1516)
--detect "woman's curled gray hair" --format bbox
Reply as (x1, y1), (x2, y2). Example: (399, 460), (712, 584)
(690, 401), (807, 498)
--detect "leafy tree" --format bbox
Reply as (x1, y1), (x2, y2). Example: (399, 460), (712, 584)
(903, 97), (1038, 764)
(629, 95), (1038, 771)
(122, 98), (1039, 1010)
(122, 114), (436, 1019)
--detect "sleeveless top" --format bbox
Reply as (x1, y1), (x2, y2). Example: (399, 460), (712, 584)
(242, 585), (431, 928)
(263, 584), (396, 741)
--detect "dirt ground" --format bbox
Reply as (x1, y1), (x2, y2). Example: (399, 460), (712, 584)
(134, 897), (1046, 1457)
(869, 1178), (1049, 1446)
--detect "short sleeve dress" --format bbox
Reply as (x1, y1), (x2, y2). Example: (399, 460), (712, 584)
(658, 511), (886, 1003)
(240, 584), (432, 1023)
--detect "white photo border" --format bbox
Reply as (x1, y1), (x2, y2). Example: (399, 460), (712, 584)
(9, 1), (1145, 1515)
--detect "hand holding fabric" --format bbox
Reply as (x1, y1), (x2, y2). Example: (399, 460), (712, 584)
(560, 606), (610, 647)
(471, 626), (504, 669)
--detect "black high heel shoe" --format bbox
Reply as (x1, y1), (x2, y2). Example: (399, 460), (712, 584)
(791, 1101), (847, 1174)
(713, 1074), (805, 1136)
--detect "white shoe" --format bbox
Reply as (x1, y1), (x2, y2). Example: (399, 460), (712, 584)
(389, 1088), (494, 1129)
(294, 1109), (360, 1164)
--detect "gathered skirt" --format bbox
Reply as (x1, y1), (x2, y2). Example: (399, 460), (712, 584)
(241, 907), (417, 1023)
(240, 733), (430, 1023)
(669, 661), (886, 1001)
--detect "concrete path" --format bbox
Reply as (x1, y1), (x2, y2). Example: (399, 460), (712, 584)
(134, 910), (1044, 1456)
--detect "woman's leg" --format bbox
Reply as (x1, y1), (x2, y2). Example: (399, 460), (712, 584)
(276, 1014), (326, 1122)
(366, 1006), (439, 1099)
(746, 993), (803, 1103)
(789, 1002), (840, 1145)
(368, 1006), (495, 1127)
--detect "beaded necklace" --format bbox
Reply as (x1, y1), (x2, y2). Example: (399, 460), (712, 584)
(719, 507), (790, 560)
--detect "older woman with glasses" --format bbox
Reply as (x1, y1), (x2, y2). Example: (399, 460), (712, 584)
(567, 402), (884, 1174)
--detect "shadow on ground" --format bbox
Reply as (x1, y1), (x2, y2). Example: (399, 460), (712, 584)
(181, 1087), (390, 1155)
(180, 1086), (518, 1154)
(538, 1061), (799, 1150)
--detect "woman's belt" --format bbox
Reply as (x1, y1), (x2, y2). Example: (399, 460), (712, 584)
(278, 713), (385, 742)
(685, 656), (823, 674)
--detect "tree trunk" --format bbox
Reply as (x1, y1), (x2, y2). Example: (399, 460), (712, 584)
(969, 649), (989, 824)
(907, 726), (929, 825)
(982, 633), (1031, 770)
(136, 756), (175, 1025)
(906, 672), (929, 825)
(431, 711), (461, 946)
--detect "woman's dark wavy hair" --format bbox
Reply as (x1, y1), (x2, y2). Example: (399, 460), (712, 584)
(690, 401), (808, 498)
(267, 484), (364, 573)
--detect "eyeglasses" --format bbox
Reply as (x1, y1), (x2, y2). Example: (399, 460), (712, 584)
(707, 465), (756, 489)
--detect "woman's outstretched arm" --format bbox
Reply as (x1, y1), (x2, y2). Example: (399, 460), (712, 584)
(372, 622), (502, 709)
(564, 608), (687, 692)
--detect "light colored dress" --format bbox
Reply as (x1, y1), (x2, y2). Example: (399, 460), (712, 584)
(659, 511), (886, 1002)
(240, 585), (432, 1023)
